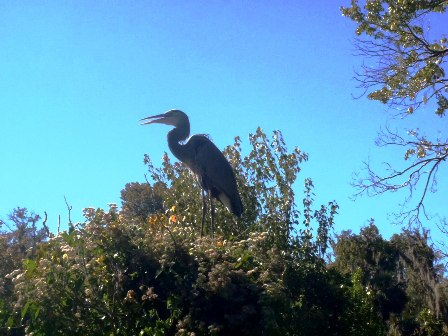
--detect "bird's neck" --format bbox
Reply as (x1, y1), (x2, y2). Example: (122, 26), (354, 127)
(167, 125), (190, 162)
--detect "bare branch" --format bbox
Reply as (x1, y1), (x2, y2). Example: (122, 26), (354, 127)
(64, 195), (73, 225)
(353, 127), (448, 226)
(41, 211), (54, 239)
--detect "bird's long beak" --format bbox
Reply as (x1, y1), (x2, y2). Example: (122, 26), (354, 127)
(140, 114), (167, 125)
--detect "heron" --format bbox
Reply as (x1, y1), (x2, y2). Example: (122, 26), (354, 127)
(140, 109), (243, 237)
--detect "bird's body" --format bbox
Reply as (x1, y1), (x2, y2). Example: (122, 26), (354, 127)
(141, 110), (243, 236)
(175, 134), (243, 217)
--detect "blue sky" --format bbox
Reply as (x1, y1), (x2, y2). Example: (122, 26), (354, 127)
(1, 1), (447, 241)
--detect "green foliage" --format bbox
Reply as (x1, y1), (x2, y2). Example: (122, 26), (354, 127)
(412, 308), (446, 336)
(5, 212), (349, 335)
(3, 128), (448, 335)
(333, 223), (407, 320)
(343, 269), (385, 336)
(332, 222), (448, 334)
(0, 128), (349, 335)
(144, 128), (334, 253)
(0, 208), (46, 335)
(120, 182), (164, 221)
(341, 0), (448, 116)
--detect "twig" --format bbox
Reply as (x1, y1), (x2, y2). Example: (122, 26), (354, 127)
(352, 127), (448, 226)
(64, 195), (73, 225)
(41, 211), (54, 238)
(163, 220), (179, 249)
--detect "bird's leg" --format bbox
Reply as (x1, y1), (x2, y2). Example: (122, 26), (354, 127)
(201, 188), (207, 238)
(209, 193), (215, 239)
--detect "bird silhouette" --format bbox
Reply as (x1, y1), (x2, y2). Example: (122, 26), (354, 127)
(141, 109), (243, 237)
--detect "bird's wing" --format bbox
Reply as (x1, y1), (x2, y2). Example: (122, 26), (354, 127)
(187, 135), (243, 216)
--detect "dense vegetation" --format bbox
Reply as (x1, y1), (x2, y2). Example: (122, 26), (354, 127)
(1, 129), (447, 335)
(1, 2), (446, 335)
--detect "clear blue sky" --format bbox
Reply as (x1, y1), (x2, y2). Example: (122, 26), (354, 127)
(1, 1), (447, 241)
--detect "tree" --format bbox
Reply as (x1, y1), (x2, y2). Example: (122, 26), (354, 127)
(391, 229), (448, 327)
(341, 0), (447, 115)
(0, 207), (44, 272)
(120, 182), (163, 221)
(0, 207), (46, 334)
(332, 222), (408, 322)
(332, 222), (448, 334)
(341, 0), (448, 225)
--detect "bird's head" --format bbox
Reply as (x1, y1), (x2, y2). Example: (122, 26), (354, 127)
(140, 109), (188, 128)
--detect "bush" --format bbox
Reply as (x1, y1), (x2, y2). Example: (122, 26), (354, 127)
(2, 129), (392, 335)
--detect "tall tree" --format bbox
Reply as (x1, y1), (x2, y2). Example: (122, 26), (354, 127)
(341, 0), (448, 225)
(332, 222), (448, 333)
(332, 223), (407, 321)
(391, 229), (448, 325)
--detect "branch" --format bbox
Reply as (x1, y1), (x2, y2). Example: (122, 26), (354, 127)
(64, 195), (73, 225)
(41, 211), (53, 238)
(352, 128), (448, 226)
(349, 18), (448, 116)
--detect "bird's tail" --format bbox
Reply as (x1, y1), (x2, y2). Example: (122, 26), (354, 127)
(217, 191), (243, 217)
(231, 194), (244, 217)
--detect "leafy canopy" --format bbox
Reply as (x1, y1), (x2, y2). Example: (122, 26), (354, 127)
(341, 0), (448, 116)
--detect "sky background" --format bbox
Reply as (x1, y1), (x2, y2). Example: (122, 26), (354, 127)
(1, 1), (447, 241)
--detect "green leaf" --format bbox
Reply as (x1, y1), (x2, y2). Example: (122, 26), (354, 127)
(21, 301), (30, 320)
